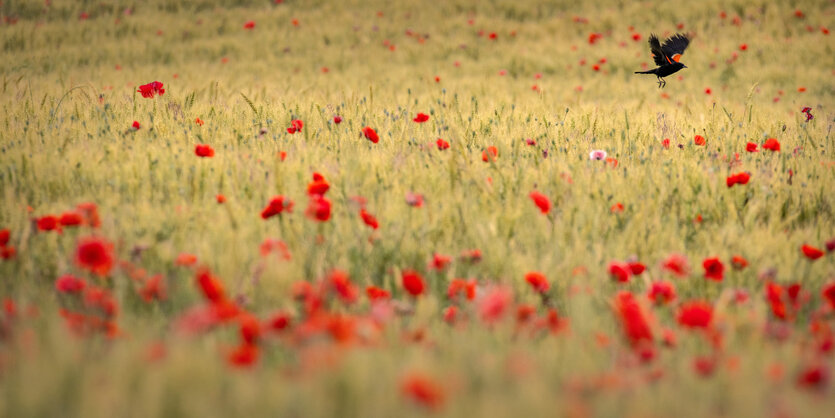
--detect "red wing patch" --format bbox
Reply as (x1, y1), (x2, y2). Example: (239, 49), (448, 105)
(665, 55), (672, 64)
(672, 54), (682, 62)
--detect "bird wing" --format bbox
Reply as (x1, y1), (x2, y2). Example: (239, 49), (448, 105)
(648, 34), (668, 66)
(661, 33), (690, 63)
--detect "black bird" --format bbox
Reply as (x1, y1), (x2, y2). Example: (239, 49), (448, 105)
(634, 33), (690, 88)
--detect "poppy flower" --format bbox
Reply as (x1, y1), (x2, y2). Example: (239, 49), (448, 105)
(648, 281), (676, 304)
(524, 272), (550, 294)
(436, 138), (449, 150)
(36, 215), (60, 232)
(261, 196), (293, 219)
(482, 146), (498, 162)
(730, 255), (748, 270)
(430, 253), (452, 271)
(694, 135), (706, 146)
(59, 212), (84, 227)
(822, 282), (835, 310)
(693, 356), (717, 377)
(661, 253), (689, 277)
(132, 121), (140, 130)
(333, 115), (342, 124)
(402, 270), (425, 296)
(460, 249), (482, 263)
(801, 244), (824, 260)
(608, 262), (632, 283)
(75, 237), (114, 276)
(677, 301), (713, 329)
(227, 343), (259, 368)
(610, 202), (624, 213)
(366, 286), (390, 301)
(613, 291), (653, 347)
(216, 194), (226, 204)
(55, 274), (87, 294)
(359, 209), (378, 229)
(1, 246), (17, 259)
(413, 113), (429, 123)
(363, 126), (379, 143)
(76, 202), (100, 228)
(175, 253), (197, 266)
(195, 117), (204, 126)
(661, 138), (670, 149)
(405, 192), (424, 207)
(529, 191), (551, 214)
(763, 138), (780, 151)
(243, 20), (255, 29)
(628, 262), (646, 275)
(327, 270), (358, 304)
(137, 81), (165, 98)
(443, 306), (458, 324)
(287, 119), (303, 134)
(478, 286), (512, 324)
(0, 229), (8, 247)
(588, 32), (602, 44)
(195, 144), (215, 157)
(400, 373), (445, 410)
(796, 365), (829, 390)
(196, 269), (227, 304)
(525, 138), (536, 146)
(307, 172), (330, 196)
(139, 274), (166, 303)
(702, 257), (724, 281)
(447, 279), (476, 301)
(726, 172), (750, 187)
(746, 142), (758, 152)
(305, 195), (332, 222)
(588, 149), (607, 160)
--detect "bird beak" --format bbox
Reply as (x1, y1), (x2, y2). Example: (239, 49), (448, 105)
(683, 64), (688, 68)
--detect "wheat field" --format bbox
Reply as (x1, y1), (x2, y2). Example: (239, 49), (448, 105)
(0, 0), (833, 417)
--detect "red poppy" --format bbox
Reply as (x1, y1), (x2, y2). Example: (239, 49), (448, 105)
(613, 291), (653, 347)
(195, 144), (215, 157)
(75, 237), (114, 276)
(524, 272), (550, 294)
(628, 262), (646, 275)
(822, 282), (835, 310)
(366, 286), (390, 301)
(36, 215), (60, 232)
(730, 255), (748, 270)
(447, 279), (476, 301)
(402, 270), (425, 296)
(460, 249), (482, 263)
(648, 281), (676, 304)
(765, 282), (788, 320)
(482, 146), (498, 162)
(196, 269), (227, 304)
(436, 138), (449, 150)
(243, 20), (255, 29)
(76, 202), (101, 228)
(661, 253), (689, 277)
(608, 262), (632, 283)
(479, 286), (511, 324)
(702, 257), (724, 281)
(763, 138), (780, 151)
(405, 192), (424, 207)
(359, 209), (378, 229)
(413, 113), (429, 123)
(327, 270), (358, 304)
(610, 202), (624, 213)
(287, 119), (303, 134)
(677, 301), (713, 329)
(59, 212), (84, 227)
(137, 81), (165, 98)
(588, 32), (602, 44)
(796, 365), (828, 390)
(333, 115), (342, 124)
(307, 172), (330, 196)
(55, 274), (87, 294)
(305, 195), (332, 222)
(443, 306), (458, 324)
(139, 274), (166, 303)
(694, 135), (706, 146)
(216, 194), (226, 204)
(363, 126), (379, 143)
(261, 196), (293, 219)
(195, 117), (204, 126)
(529, 191), (551, 214)
(430, 253), (452, 271)
(400, 373), (445, 410)
(693, 356), (717, 377)
(661, 138), (670, 149)
(227, 343), (259, 368)
(132, 121), (140, 130)
(746, 142), (758, 152)
(0, 229), (8, 247)
(0, 246), (12, 260)
(726, 172), (750, 187)
(801, 244), (824, 260)
(175, 253), (197, 266)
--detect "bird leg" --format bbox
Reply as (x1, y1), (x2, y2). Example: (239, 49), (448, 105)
(656, 76), (663, 88)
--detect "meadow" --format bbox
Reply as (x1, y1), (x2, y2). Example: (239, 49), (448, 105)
(0, 0), (834, 416)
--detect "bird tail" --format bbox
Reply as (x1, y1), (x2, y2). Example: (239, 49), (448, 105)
(634, 70), (653, 74)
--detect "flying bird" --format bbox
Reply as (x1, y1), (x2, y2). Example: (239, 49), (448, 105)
(634, 33), (690, 88)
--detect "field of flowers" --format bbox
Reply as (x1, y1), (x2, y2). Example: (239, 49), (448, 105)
(0, 0), (833, 416)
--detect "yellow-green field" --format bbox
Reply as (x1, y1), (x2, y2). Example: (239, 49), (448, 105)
(1, 0), (834, 416)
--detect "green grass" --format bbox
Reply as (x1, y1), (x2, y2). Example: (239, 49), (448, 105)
(1, 0), (834, 416)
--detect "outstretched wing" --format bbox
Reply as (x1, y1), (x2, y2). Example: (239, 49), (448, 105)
(661, 33), (690, 63)
(648, 34), (667, 66)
